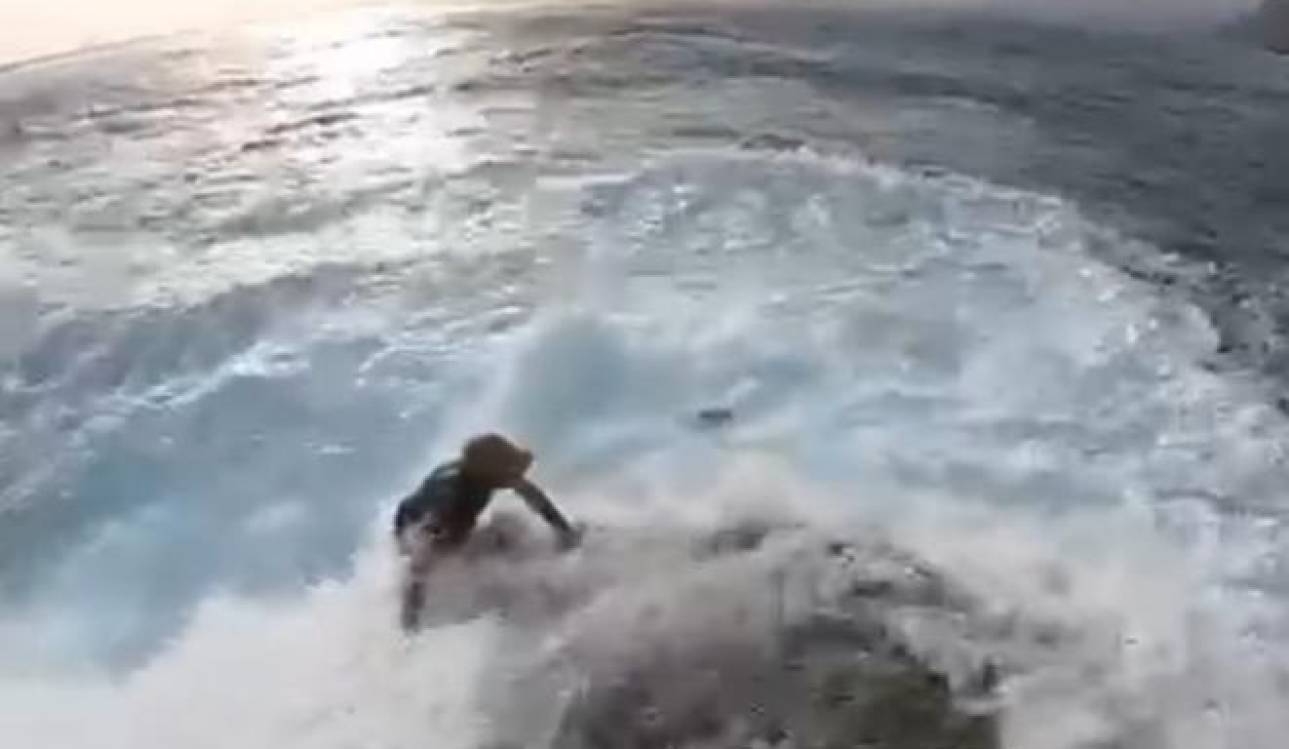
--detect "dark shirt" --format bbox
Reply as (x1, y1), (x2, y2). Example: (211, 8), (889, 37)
(393, 461), (498, 538)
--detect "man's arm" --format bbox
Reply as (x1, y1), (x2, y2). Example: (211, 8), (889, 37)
(511, 478), (579, 545)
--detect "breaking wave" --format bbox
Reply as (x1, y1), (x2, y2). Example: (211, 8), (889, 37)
(1, 13), (1287, 745)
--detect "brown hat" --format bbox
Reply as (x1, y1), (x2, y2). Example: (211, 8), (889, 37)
(461, 433), (533, 481)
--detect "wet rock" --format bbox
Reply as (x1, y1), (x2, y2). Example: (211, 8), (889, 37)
(518, 531), (1000, 749)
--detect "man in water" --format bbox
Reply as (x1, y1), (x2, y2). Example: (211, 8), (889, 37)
(393, 433), (580, 630)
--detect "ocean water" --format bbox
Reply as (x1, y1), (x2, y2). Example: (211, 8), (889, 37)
(2, 3), (1288, 748)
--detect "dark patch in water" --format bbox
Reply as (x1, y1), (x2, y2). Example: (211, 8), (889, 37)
(307, 83), (437, 112)
(264, 110), (358, 136)
(741, 132), (805, 151)
(240, 136), (285, 153)
(694, 406), (735, 428)
(670, 124), (741, 141)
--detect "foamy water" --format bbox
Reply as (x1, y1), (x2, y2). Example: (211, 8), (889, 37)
(2, 6), (1287, 748)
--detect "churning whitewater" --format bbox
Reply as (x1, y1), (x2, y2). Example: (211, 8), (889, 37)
(2, 4), (1288, 749)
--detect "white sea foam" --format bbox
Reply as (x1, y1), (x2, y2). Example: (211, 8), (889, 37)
(2, 146), (1287, 748)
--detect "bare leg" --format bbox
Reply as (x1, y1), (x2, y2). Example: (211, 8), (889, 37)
(400, 577), (426, 631)
(398, 528), (435, 632)
(397, 522), (474, 632)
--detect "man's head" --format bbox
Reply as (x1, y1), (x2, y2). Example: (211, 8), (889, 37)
(461, 433), (533, 486)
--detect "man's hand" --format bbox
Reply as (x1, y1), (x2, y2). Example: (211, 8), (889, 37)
(557, 522), (585, 551)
